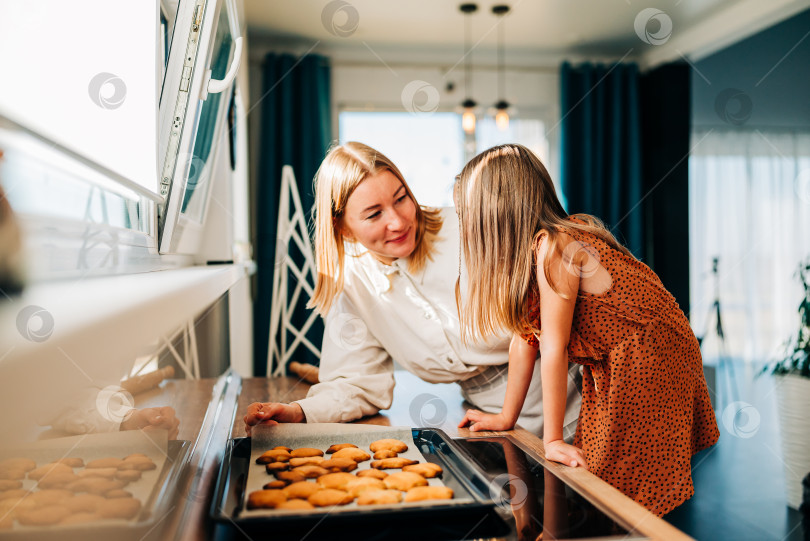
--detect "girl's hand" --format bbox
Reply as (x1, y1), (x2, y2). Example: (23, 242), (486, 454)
(243, 402), (305, 436)
(458, 409), (515, 432)
(120, 407), (180, 440)
(544, 439), (588, 469)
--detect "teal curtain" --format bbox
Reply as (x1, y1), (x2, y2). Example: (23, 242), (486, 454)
(560, 62), (644, 259)
(254, 53), (331, 376)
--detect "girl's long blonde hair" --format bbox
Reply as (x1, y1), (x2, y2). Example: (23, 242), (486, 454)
(308, 141), (443, 315)
(455, 144), (633, 340)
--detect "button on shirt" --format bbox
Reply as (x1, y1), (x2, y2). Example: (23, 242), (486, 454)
(296, 207), (512, 423)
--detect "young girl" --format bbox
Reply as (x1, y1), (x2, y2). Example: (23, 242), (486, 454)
(457, 144), (719, 516)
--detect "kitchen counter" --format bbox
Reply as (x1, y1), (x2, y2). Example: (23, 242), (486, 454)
(134, 370), (692, 541)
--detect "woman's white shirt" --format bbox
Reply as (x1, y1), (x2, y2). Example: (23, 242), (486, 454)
(295, 207), (512, 423)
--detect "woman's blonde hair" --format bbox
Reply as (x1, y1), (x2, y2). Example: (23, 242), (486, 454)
(455, 143), (633, 340)
(308, 141), (443, 315)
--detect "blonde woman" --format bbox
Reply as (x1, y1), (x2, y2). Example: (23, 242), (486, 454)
(455, 144), (719, 516)
(244, 142), (582, 436)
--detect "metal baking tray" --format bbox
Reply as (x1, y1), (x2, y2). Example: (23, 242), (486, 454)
(0, 440), (191, 541)
(210, 428), (510, 541)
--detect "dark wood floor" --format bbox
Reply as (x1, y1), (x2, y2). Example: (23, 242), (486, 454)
(664, 361), (806, 540)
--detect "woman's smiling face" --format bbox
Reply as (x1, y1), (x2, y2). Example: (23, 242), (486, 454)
(340, 169), (417, 265)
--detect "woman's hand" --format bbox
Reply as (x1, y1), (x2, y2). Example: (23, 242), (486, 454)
(544, 439), (588, 469)
(120, 406), (180, 439)
(458, 409), (515, 432)
(243, 402), (305, 436)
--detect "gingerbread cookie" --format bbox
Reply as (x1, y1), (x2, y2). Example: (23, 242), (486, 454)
(277, 498), (315, 510)
(0, 458), (36, 472)
(0, 489), (28, 501)
(29, 489), (73, 506)
(289, 456), (324, 467)
(369, 439), (408, 453)
(383, 472), (428, 491)
(78, 468), (117, 479)
(282, 481), (321, 500)
(16, 505), (70, 526)
(404, 486), (454, 502)
(316, 472), (356, 491)
(274, 470), (306, 484)
(263, 480), (287, 489)
(257, 449), (291, 464)
(345, 477), (385, 497)
(402, 463), (443, 478)
(331, 447), (371, 463)
(37, 471), (79, 489)
(28, 463), (73, 480)
(86, 458), (124, 469)
(118, 458), (156, 471)
(326, 443), (357, 454)
(0, 480), (22, 491)
(319, 458), (358, 472)
(356, 469), (388, 480)
(307, 488), (353, 507)
(247, 489), (287, 509)
(53, 458), (84, 468)
(373, 450), (398, 459)
(290, 448), (324, 458)
(115, 470), (142, 483)
(291, 465), (329, 479)
(370, 458), (417, 470)
(357, 489), (403, 506)
(272, 446), (292, 452)
(0, 469), (25, 480)
(265, 462), (289, 474)
(67, 477), (125, 495)
(64, 493), (106, 513)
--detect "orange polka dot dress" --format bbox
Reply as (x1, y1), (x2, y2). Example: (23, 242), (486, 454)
(520, 219), (719, 517)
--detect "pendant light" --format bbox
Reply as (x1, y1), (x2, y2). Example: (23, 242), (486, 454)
(492, 5), (511, 131)
(460, 3), (478, 134)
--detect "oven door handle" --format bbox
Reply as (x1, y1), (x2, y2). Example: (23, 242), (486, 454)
(204, 0), (242, 97)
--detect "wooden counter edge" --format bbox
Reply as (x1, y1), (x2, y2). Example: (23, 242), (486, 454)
(460, 427), (695, 541)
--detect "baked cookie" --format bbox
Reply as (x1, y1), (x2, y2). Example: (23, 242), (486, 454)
(307, 488), (353, 507)
(37, 471), (79, 489)
(277, 498), (315, 510)
(290, 448), (324, 458)
(0, 489), (28, 501)
(67, 477), (125, 495)
(115, 470), (142, 483)
(104, 489), (133, 499)
(369, 439), (408, 453)
(316, 472), (356, 491)
(78, 468), (117, 479)
(274, 471), (306, 484)
(256, 449), (291, 464)
(118, 458), (156, 471)
(29, 489), (73, 506)
(326, 443), (357, 454)
(54, 458), (85, 468)
(291, 465), (329, 479)
(0, 469), (25, 480)
(319, 458), (358, 473)
(262, 480), (287, 489)
(273, 446), (293, 452)
(60, 512), (100, 525)
(86, 458), (124, 469)
(288, 456), (324, 467)
(282, 481), (322, 500)
(247, 489), (287, 509)
(404, 486), (454, 502)
(402, 463), (443, 478)
(345, 477), (385, 497)
(0, 480), (22, 491)
(28, 463), (73, 480)
(96, 497), (142, 519)
(370, 458), (417, 470)
(383, 472), (428, 491)
(123, 453), (148, 460)
(64, 493), (106, 513)
(356, 469), (388, 480)
(0, 458), (36, 472)
(332, 448), (371, 463)
(356, 489), (403, 506)
(373, 450), (398, 459)
(265, 462), (289, 474)
(16, 505), (70, 526)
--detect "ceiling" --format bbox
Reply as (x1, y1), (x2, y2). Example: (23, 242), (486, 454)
(243, 0), (810, 69)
